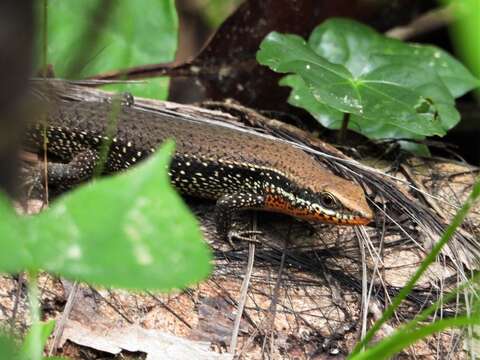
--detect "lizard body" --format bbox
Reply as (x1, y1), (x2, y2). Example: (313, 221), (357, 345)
(25, 100), (373, 239)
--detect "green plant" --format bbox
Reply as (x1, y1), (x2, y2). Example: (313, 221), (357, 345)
(0, 143), (211, 359)
(448, 0), (480, 96)
(337, 9), (480, 356)
(257, 18), (479, 154)
(0, 2), (212, 358)
(0, 333), (20, 359)
(256, 14), (480, 359)
(345, 176), (480, 358)
(37, 0), (178, 99)
(0, 319), (65, 359)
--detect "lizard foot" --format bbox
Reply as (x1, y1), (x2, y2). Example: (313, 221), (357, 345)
(20, 166), (45, 199)
(227, 230), (263, 249)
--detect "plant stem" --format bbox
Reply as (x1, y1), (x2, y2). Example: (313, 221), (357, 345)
(349, 176), (480, 357)
(351, 316), (480, 360)
(351, 272), (480, 360)
(41, 0), (48, 76)
(339, 112), (350, 144)
(27, 270), (41, 360)
(41, 0), (50, 206)
(93, 94), (123, 177)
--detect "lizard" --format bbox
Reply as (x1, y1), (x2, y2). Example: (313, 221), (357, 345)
(23, 98), (373, 241)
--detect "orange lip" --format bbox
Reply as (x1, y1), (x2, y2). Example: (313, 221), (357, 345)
(342, 216), (372, 226)
(264, 195), (372, 226)
(309, 213), (372, 226)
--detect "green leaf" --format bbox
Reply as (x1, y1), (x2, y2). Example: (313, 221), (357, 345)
(0, 142), (211, 291)
(279, 75), (344, 129)
(257, 32), (363, 115)
(20, 320), (55, 358)
(449, 0), (480, 98)
(0, 330), (65, 360)
(38, 0), (178, 99)
(31, 142), (211, 290)
(0, 334), (20, 360)
(280, 74), (430, 157)
(0, 194), (30, 272)
(310, 18), (479, 97)
(397, 141), (431, 157)
(257, 31), (447, 139)
(350, 316), (480, 360)
(257, 18), (479, 144)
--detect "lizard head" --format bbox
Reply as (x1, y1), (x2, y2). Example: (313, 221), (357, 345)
(309, 180), (374, 225)
(263, 172), (373, 226)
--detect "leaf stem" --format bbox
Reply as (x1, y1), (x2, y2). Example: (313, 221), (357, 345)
(93, 94), (122, 177)
(41, 0), (48, 76)
(339, 112), (350, 144)
(27, 270), (41, 360)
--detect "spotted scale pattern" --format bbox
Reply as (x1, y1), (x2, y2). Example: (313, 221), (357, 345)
(24, 100), (373, 239)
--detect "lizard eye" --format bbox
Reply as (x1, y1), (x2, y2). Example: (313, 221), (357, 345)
(320, 192), (338, 209)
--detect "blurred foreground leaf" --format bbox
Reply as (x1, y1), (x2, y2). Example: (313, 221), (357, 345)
(0, 142), (211, 291)
(38, 0), (178, 99)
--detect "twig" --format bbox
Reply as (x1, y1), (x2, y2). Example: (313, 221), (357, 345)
(48, 281), (79, 355)
(261, 226), (290, 357)
(386, 4), (455, 40)
(400, 164), (448, 222)
(40, 0), (49, 206)
(147, 292), (192, 329)
(356, 227), (368, 345)
(10, 274), (25, 330)
(89, 286), (133, 324)
(229, 214), (257, 356)
(351, 177), (480, 356)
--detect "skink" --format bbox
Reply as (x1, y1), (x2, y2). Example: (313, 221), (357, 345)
(24, 99), (373, 239)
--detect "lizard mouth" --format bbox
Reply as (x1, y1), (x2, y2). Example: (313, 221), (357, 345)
(325, 214), (372, 226)
(264, 195), (373, 226)
(300, 211), (372, 226)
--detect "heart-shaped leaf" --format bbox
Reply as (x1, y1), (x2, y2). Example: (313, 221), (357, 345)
(309, 18), (479, 97)
(258, 32), (446, 138)
(257, 18), (479, 147)
(0, 142), (211, 291)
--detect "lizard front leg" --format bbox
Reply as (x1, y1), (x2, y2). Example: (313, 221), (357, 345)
(28, 149), (99, 194)
(215, 192), (265, 244)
